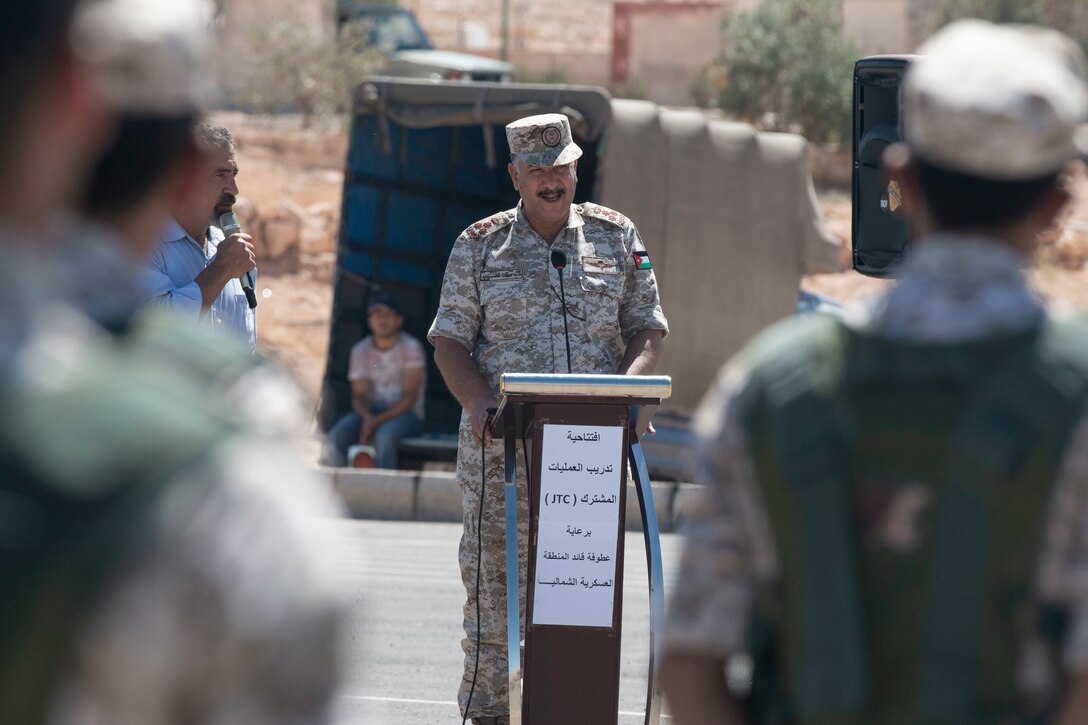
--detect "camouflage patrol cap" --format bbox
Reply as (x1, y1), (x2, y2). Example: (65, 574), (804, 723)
(903, 19), (1088, 180)
(506, 113), (583, 167)
(72, 0), (215, 115)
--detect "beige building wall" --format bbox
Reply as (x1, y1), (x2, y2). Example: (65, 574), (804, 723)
(404, 0), (614, 85)
(617, 4), (730, 106)
(844, 0), (911, 53)
(404, 0), (731, 91)
(214, 0), (945, 105)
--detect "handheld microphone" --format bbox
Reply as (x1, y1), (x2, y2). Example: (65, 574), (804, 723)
(550, 249), (572, 374)
(219, 211), (257, 310)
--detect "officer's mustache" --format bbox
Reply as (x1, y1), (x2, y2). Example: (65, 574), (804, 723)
(538, 187), (565, 200)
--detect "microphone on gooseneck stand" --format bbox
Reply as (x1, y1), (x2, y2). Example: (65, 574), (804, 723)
(550, 249), (572, 374)
(219, 212), (257, 310)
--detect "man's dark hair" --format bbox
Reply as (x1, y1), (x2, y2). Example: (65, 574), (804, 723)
(82, 115), (198, 221)
(914, 157), (1061, 231)
(0, 0), (82, 151)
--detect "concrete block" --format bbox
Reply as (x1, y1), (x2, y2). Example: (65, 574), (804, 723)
(332, 469), (417, 521)
(624, 481), (675, 533)
(416, 470), (462, 523)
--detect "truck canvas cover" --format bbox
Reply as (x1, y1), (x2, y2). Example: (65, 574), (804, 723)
(600, 100), (840, 413)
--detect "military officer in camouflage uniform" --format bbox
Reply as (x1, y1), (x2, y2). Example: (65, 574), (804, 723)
(429, 113), (669, 723)
(660, 20), (1088, 725)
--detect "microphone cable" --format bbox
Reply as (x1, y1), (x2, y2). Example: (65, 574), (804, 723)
(549, 286), (585, 321)
(463, 406), (497, 725)
(550, 249), (572, 373)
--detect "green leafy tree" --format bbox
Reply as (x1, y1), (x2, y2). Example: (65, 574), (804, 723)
(689, 63), (726, 109)
(712, 0), (859, 145)
(241, 19), (384, 127)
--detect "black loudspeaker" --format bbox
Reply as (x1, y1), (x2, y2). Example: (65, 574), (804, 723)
(852, 55), (916, 277)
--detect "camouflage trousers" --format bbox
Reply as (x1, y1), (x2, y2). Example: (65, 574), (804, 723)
(456, 413), (530, 720)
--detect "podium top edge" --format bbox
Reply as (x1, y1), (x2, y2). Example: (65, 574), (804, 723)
(499, 373), (672, 400)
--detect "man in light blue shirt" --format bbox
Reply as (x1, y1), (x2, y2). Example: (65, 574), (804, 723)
(143, 122), (257, 350)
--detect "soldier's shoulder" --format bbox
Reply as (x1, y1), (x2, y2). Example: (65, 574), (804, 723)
(579, 203), (633, 229)
(742, 315), (844, 379)
(462, 209), (516, 242)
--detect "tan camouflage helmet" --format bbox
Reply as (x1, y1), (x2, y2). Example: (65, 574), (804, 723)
(903, 19), (1088, 180)
(72, 0), (216, 115)
(506, 113), (583, 167)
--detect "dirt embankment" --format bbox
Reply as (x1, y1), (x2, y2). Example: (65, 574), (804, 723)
(224, 112), (1088, 415)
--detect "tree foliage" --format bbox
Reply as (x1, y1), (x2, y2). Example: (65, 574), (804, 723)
(241, 19), (384, 126)
(709, 0), (859, 146)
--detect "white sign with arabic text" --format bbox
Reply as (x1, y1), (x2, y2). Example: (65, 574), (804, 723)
(532, 423), (624, 627)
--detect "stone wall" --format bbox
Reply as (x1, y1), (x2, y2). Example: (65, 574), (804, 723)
(405, 0), (930, 99)
(214, 0), (957, 104)
(844, 0), (911, 54)
(405, 0), (731, 92)
(614, 3), (731, 106)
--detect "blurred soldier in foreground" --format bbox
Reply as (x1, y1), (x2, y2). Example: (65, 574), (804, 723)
(430, 113), (668, 723)
(58, 0), (217, 329)
(0, 1), (346, 723)
(661, 20), (1088, 724)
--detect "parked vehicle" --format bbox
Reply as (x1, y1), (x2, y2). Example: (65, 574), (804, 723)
(336, 2), (514, 83)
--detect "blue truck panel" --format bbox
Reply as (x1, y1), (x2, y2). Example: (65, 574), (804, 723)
(343, 186), (381, 248)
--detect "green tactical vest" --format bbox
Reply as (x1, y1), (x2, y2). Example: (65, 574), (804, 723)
(0, 312), (255, 724)
(734, 313), (1088, 725)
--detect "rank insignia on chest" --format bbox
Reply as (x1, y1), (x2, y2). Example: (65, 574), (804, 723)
(633, 250), (652, 270)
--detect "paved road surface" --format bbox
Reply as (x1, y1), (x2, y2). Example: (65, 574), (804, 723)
(326, 519), (682, 723)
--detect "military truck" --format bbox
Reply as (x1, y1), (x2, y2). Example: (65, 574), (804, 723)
(319, 78), (841, 477)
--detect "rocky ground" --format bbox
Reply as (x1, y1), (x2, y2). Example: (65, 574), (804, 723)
(222, 111), (1088, 419)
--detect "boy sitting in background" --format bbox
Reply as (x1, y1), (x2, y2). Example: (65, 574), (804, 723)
(324, 292), (425, 468)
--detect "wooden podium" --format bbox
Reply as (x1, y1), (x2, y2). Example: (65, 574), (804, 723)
(492, 373), (671, 725)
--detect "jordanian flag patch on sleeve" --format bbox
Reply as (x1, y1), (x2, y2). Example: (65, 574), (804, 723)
(633, 250), (652, 270)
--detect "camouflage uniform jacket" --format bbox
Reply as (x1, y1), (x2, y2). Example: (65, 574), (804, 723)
(665, 236), (1088, 692)
(428, 201), (669, 386)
